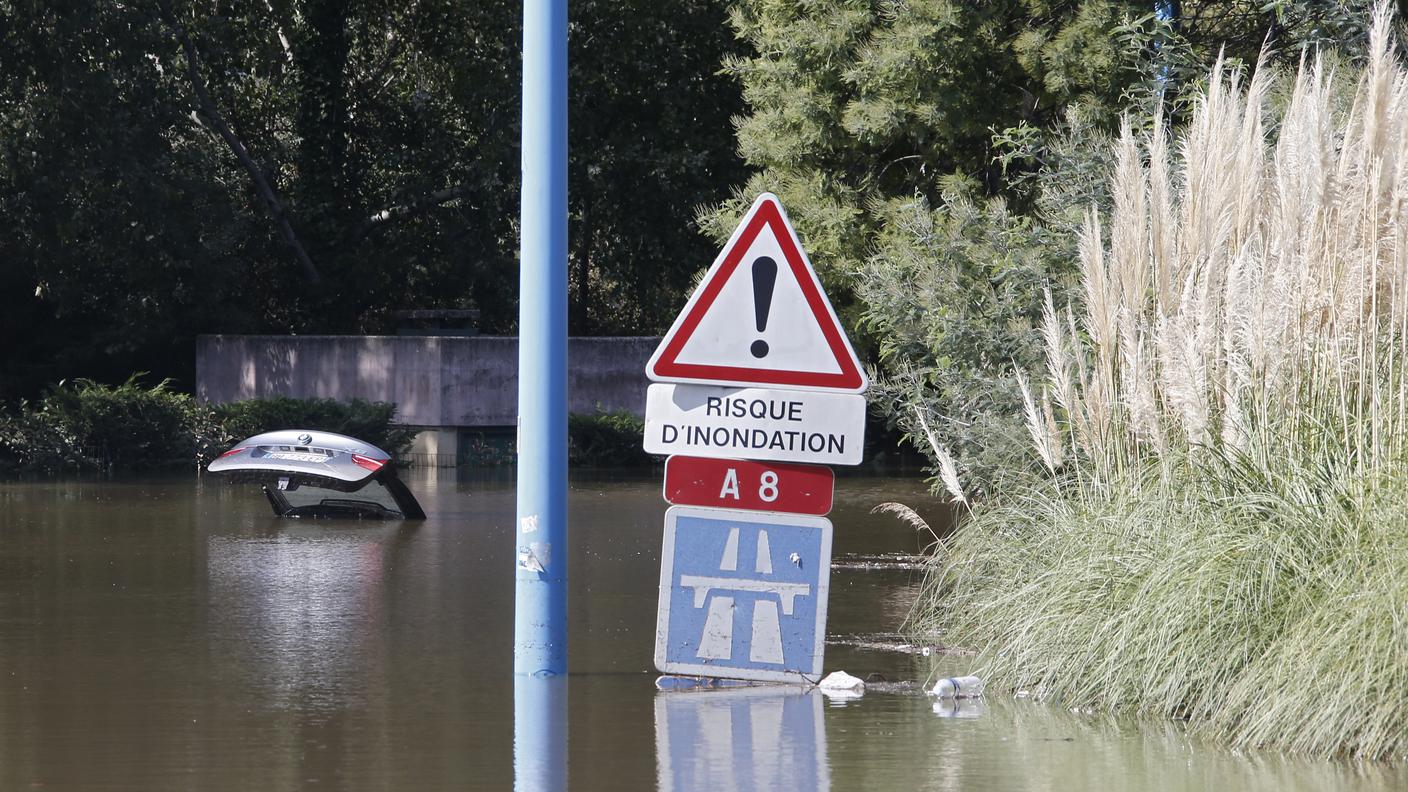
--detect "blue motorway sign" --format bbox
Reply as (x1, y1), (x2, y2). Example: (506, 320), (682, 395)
(654, 505), (833, 683)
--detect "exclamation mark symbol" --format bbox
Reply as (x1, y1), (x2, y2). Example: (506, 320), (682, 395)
(750, 256), (777, 359)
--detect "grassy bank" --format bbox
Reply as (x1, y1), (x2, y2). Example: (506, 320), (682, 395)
(911, 6), (1408, 759)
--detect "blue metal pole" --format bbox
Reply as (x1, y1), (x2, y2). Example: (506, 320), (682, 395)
(515, 0), (568, 676)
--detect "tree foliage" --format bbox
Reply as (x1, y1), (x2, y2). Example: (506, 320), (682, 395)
(699, 0), (1161, 290)
(703, 0), (1372, 280)
(567, 0), (750, 333)
(857, 118), (1113, 490)
(704, 0), (1374, 491)
(0, 0), (746, 399)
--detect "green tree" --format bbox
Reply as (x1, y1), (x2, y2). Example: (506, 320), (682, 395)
(702, 0), (1373, 492)
(567, 0), (750, 333)
(0, 1), (265, 398)
(0, 1), (746, 399)
(857, 119), (1113, 491)
(699, 1), (1153, 291)
(702, 0), (1372, 294)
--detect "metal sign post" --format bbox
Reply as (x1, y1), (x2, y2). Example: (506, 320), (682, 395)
(514, 0), (568, 788)
(515, 0), (568, 676)
(646, 193), (868, 685)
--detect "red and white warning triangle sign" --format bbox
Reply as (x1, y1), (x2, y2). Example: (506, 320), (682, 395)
(647, 193), (867, 393)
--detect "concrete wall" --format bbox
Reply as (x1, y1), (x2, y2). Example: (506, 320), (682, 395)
(197, 335), (660, 463)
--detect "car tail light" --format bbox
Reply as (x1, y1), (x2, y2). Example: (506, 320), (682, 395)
(352, 454), (386, 472)
(217, 447), (244, 459)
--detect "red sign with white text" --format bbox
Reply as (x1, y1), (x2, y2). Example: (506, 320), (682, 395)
(663, 456), (834, 515)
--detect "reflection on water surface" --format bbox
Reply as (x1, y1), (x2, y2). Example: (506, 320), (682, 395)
(0, 471), (1401, 791)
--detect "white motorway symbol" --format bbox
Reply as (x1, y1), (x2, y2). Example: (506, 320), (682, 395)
(682, 526), (809, 663)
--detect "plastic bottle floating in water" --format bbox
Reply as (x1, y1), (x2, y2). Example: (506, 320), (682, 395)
(929, 675), (984, 698)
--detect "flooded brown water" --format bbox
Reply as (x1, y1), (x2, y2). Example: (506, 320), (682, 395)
(0, 470), (1403, 791)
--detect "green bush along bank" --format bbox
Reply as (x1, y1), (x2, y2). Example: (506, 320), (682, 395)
(0, 382), (668, 473)
(568, 409), (654, 467)
(0, 378), (215, 474)
(213, 397), (415, 459)
(910, 7), (1408, 759)
(0, 380), (411, 474)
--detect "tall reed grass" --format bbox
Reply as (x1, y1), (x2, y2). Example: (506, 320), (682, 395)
(912, 3), (1408, 760)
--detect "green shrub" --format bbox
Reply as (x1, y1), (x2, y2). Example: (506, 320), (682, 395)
(0, 377), (216, 473)
(212, 396), (415, 457)
(568, 409), (655, 467)
(913, 450), (1408, 760)
(0, 402), (82, 474)
(856, 163), (1100, 493)
(0, 385), (645, 473)
(457, 431), (517, 467)
(0, 385), (414, 474)
(910, 12), (1408, 759)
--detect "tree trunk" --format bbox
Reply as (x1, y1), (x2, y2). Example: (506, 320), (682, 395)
(576, 193), (594, 334)
(156, 0), (321, 283)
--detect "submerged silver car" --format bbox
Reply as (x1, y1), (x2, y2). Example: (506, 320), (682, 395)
(208, 430), (425, 520)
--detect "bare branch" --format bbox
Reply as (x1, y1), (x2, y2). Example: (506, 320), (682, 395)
(157, 0), (321, 283)
(346, 183), (469, 244)
(262, 0), (296, 65)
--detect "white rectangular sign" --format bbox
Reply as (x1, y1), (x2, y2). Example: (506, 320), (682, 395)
(644, 383), (866, 466)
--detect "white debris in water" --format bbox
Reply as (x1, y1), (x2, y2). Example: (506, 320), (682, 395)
(818, 670), (866, 700)
(929, 675), (984, 698)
